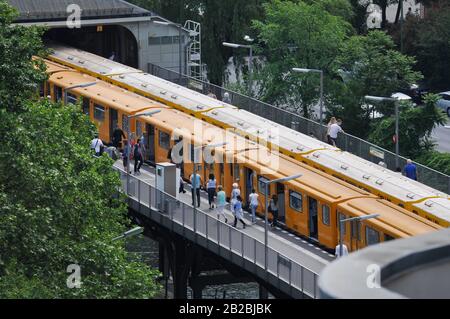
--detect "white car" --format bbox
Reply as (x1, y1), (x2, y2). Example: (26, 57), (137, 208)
(437, 92), (450, 117)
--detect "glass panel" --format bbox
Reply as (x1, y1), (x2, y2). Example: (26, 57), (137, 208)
(122, 114), (129, 133)
(322, 205), (330, 225)
(94, 104), (105, 122)
(136, 121), (143, 138)
(159, 131), (170, 150)
(82, 98), (90, 116)
(54, 86), (63, 102)
(67, 93), (77, 104)
(366, 227), (380, 246)
(290, 191), (303, 212)
(384, 233), (395, 242)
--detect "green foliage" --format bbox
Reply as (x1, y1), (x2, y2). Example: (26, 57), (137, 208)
(0, 101), (161, 298)
(368, 94), (446, 158)
(328, 30), (422, 137)
(252, 0), (352, 117)
(0, 0), (48, 112)
(416, 151), (450, 176)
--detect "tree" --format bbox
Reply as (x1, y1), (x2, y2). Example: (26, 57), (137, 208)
(416, 151), (450, 176)
(252, 0), (352, 118)
(0, 1), (47, 112)
(0, 1), (161, 298)
(328, 30), (422, 137)
(368, 94), (446, 158)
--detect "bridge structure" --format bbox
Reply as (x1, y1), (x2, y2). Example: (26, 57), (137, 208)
(113, 161), (333, 299)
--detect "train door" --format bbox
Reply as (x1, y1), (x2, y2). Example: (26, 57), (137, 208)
(245, 168), (254, 207)
(82, 98), (91, 117)
(109, 108), (118, 144)
(308, 197), (319, 241)
(350, 220), (361, 251)
(276, 183), (285, 223)
(146, 124), (155, 163)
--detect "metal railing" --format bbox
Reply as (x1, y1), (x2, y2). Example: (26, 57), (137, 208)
(147, 63), (450, 194)
(115, 166), (319, 298)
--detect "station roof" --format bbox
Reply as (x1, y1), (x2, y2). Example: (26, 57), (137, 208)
(8, 0), (154, 23)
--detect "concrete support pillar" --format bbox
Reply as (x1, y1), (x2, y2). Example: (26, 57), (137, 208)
(259, 284), (269, 299)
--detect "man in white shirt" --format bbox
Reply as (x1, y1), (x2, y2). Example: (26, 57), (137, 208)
(91, 135), (104, 157)
(248, 189), (259, 224)
(329, 119), (344, 147)
(335, 243), (349, 258)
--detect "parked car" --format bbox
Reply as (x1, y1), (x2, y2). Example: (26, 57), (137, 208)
(436, 92), (450, 117)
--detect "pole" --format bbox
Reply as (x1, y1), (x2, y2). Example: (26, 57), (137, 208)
(264, 181), (269, 271)
(178, 24), (182, 83)
(319, 70), (324, 124)
(339, 218), (343, 257)
(400, 0), (404, 53)
(126, 118), (131, 195)
(248, 46), (253, 97)
(395, 101), (399, 169)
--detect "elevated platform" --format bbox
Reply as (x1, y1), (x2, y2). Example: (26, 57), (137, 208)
(113, 161), (332, 298)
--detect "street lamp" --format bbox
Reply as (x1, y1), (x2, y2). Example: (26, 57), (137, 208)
(263, 174), (302, 271)
(365, 95), (400, 168)
(112, 226), (144, 241)
(223, 42), (253, 96)
(63, 82), (97, 104)
(338, 214), (380, 257)
(292, 68), (324, 124)
(126, 110), (161, 195)
(153, 20), (184, 80)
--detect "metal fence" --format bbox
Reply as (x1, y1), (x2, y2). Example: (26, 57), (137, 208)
(116, 166), (319, 298)
(147, 63), (450, 194)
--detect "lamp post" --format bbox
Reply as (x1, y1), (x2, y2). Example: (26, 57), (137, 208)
(126, 110), (161, 195)
(338, 214), (380, 257)
(63, 82), (97, 104)
(292, 68), (324, 124)
(153, 20), (184, 82)
(223, 42), (253, 96)
(365, 95), (400, 168)
(112, 226), (144, 242)
(263, 174), (302, 271)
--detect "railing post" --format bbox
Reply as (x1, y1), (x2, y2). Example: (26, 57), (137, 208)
(217, 219), (220, 245)
(138, 179), (141, 204)
(241, 233), (244, 258)
(254, 240), (257, 264)
(206, 213), (208, 240)
(182, 204), (185, 227)
(277, 253), (280, 278)
(229, 227), (232, 251)
(301, 267), (304, 295)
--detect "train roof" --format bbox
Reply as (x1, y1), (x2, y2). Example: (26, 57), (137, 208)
(48, 44), (237, 115)
(304, 150), (446, 203)
(203, 108), (335, 153)
(337, 198), (441, 237)
(412, 198), (450, 224)
(47, 69), (167, 113)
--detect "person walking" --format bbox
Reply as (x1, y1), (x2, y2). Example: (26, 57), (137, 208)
(133, 139), (144, 175)
(122, 140), (131, 173)
(233, 195), (246, 229)
(404, 159), (418, 181)
(230, 183), (241, 215)
(216, 186), (228, 223)
(112, 125), (126, 149)
(91, 134), (104, 157)
(329, 119), (344, 147)
(335, 243), (349, 258)
(326, 117), (337, 145)
(222, 92), (232, 104)
(206, 173), (217, 209)
(248, 189), (260, 224)
(190, 171), (202, 207)
(179, 176), (186, 194)
(269, 194), (279, 228)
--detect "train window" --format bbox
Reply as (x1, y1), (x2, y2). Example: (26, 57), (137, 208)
(219, 163), (224, 175)
(54, 86), (63, 102)
(351, 221), (361, 240)
(136, 121), (143, 138)
(322, 205), (330, 225)
(233, 164), (240, 179)
(384, 234), (395, 242)
(289, 191), (303, 212)
(365, 227), (380, 246)
(159, 131), (171, 150)
(122, 114), (129, 132)
(258, 176), (270, 195)
(39, 82), (45, 97)
(94, 104), (105, 122)
(82, 98), (90, 116)
(66, 93), (77, 105)
(338, 213), (347, 236)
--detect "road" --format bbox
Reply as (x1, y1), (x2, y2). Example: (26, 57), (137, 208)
(431, 117), (450, 153)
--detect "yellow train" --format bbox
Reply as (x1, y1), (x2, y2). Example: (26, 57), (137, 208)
(47, 44), (450, 228)
(40, 58), (441, 253)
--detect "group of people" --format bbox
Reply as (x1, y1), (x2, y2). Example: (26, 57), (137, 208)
(185, 173), (279, 229)
(326, 117), (345, 147)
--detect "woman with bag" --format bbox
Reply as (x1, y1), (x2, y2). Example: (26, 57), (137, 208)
(206, 173), (217, 209)
(233, 195), (246, 229)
